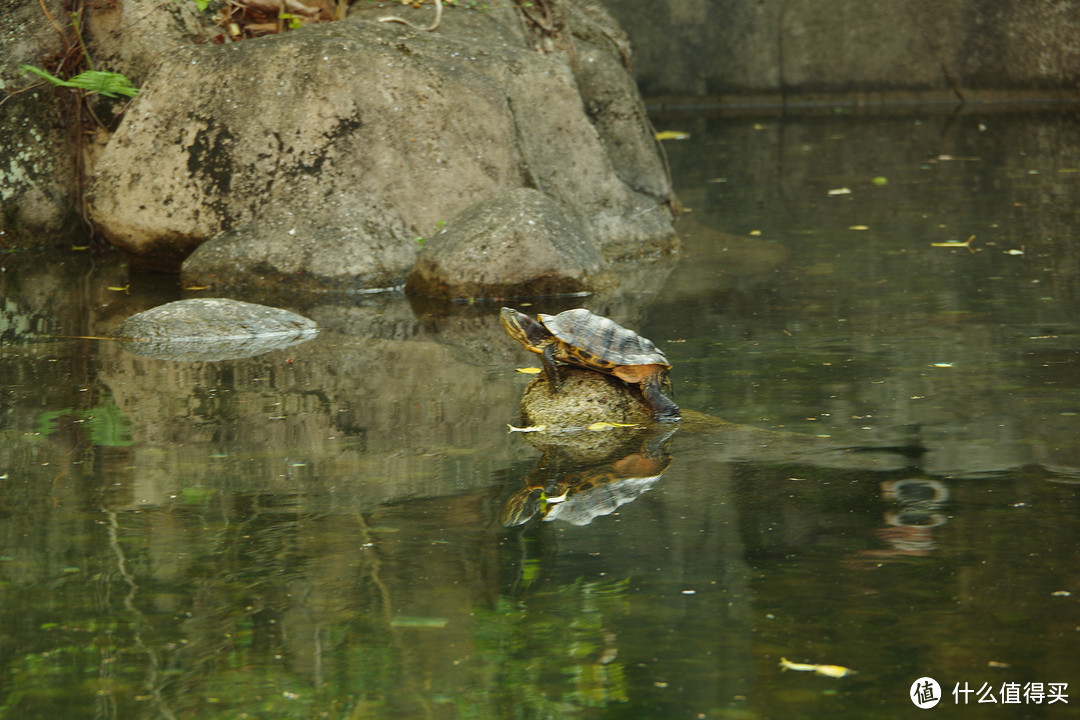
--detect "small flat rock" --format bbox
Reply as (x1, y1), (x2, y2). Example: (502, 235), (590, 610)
(113, 298), (317, 361)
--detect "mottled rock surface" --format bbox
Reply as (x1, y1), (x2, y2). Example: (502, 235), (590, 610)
(406, 188), (605, 300)
(0, 0), (81, 245)
(88, 4), (676, 288)
(113, 298), (317, 361)
(518, 368), (652, 429)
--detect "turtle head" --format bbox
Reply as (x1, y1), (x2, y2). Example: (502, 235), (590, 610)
(499, 307), (551, 352)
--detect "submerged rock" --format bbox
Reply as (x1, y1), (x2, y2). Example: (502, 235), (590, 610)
(113, 298), (317, 361)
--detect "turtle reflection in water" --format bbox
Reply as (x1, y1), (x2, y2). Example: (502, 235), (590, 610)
(499, 307), (680, 423)
(502, 429), (675, 527)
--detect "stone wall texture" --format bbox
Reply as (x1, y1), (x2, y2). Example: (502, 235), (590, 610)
(597, 0), (1080, 102)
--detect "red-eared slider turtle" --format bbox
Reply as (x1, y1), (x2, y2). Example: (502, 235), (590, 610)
(499, 307), (680, 422)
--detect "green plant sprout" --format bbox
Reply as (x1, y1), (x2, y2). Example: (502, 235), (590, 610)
(19, 11), (139, 98)
(19, 65), (139, 98)
(279, 12), (303, 29)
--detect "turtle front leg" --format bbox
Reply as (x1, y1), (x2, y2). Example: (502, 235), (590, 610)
(541, 344), (562, 393)
(641, 372), (681, 423)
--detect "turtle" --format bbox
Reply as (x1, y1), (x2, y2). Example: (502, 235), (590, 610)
(499, 306), (680, 422)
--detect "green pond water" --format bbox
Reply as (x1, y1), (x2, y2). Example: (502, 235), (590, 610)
(2, 107), (1080, 719)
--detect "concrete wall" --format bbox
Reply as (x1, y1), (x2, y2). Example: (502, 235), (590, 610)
(597, 0), (1080, 104)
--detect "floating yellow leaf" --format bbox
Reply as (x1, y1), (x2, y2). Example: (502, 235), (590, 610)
(779, 657), (856, 678)
(930, 235), (975, 253)
(516, 367), (542, 374)
(544, 490), (569, 503)
(654, 130), (690, 141)
(848, 225), (869, 230)
(184, 285), (210, 291)
(107, 285), (130, 293)
(749, 229), (762, 236)
(587, 421), (639, 431)
(827, 187), (852, 196)
(871, 176), (888, 186)
(71, 245), (89, 251)
(508, 424), (546, 433)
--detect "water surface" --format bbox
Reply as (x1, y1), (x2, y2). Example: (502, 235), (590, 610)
(2, 107), (1079, 719)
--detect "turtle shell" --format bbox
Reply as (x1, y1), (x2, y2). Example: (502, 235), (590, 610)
(539, 309), (670, 371)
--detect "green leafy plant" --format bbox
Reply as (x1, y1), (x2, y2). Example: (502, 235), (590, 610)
(20, 11), (138, 99)
(20, 65), (139, 98)
(279, 12), (303, 29)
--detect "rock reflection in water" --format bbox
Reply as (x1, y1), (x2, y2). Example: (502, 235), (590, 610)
(503, 427), (675, 526)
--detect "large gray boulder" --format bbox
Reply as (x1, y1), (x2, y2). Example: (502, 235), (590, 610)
(87, 3), (677, 290)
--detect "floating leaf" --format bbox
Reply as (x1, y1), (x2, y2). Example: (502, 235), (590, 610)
(654, 130), (690, 141)
(848, 225), (869, 230)
(827, 187), (852, 196)
(779, 657), (856, 678)
(508, 424), (546, 433)
(587, 421), (639, 431)
(515, 367), (542, 374)
(538, 488), (567, 505)
(930, 235), (975, 253)
(871, 176), (888, 186)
